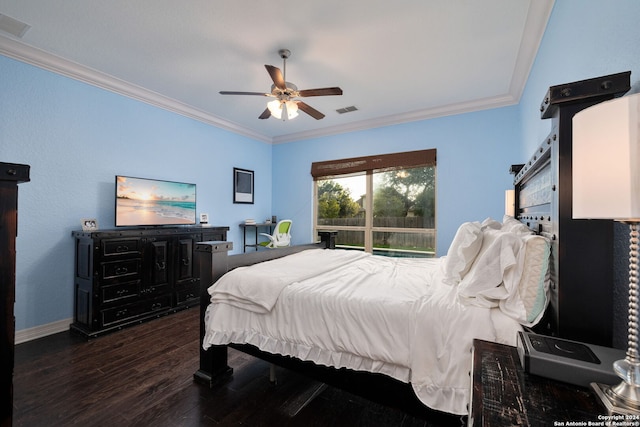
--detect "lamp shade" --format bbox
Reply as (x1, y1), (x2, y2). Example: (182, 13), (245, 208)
(505, 189), (515, 217)
(572, 93), (640, 220)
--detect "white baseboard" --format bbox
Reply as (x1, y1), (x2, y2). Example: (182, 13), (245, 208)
(15, 318), (72, 344)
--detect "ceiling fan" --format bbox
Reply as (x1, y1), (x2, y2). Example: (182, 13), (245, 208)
(219, 49), (343, 121)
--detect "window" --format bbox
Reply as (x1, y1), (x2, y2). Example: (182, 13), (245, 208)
(312, 149), (436, 257)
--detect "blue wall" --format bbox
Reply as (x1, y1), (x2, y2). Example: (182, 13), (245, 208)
(0, 55), (274, 331)
(3, 0), (640, 339)
(272, 107), (520, 254)
(514, 0), (640, 348)
(518, 0), (640, 158)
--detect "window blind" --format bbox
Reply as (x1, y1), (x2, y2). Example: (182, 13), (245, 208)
(310, 149), (436, 180)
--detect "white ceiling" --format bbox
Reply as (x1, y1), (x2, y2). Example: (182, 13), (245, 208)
(0, 0), (554, 143)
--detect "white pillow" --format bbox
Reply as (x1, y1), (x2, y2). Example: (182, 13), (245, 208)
(481, 217), (502, 231)
(499, 234), (551, 326)
(441, 222), (483, 285)
(457, 229), (525, 305)
(502, 215), (533, 236)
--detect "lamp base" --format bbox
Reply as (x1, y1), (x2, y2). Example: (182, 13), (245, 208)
(591, 382), (640, 415)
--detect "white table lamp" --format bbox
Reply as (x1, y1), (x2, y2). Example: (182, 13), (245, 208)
(573, 92), (640, 414)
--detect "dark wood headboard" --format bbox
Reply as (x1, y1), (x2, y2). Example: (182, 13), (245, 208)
(511, 71), (630, 347)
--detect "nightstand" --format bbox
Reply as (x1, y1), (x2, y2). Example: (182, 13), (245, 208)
(469, 339), (606, 426)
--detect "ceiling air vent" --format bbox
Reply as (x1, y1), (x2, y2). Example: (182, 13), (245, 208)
(0, 14), (31, 38)
(336, 106), (358, 114)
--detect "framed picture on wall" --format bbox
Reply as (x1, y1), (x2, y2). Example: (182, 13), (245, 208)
(233, 167), (254, 204)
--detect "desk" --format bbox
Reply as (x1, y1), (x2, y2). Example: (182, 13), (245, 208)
(469, 339), (606, 426)
(239, 222), (274, 252)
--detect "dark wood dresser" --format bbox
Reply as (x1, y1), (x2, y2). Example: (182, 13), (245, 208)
(0, 162), (30, 427)
(469, 339), (606, 426)
(70, 226), (228, 338)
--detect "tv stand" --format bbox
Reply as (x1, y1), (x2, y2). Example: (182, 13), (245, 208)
(70, 225), (228, 338)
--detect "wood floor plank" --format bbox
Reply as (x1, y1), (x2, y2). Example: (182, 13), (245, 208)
(13, 306), (462, 426)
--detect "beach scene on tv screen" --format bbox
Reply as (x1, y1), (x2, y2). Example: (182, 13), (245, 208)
(116, 176), (196, 226)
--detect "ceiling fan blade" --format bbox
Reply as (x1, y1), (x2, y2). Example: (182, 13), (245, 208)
(219, 91), (270, 96)
(265, 65), (286, 91)
(258, 108), (271, 120)
(298, 87), (343, 97)
(297, 101), (325, 120)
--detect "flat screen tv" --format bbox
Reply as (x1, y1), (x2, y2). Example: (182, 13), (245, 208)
(115, 175), (196, 227)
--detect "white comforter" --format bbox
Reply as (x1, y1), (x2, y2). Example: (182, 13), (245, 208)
(203, 249), (522, 415)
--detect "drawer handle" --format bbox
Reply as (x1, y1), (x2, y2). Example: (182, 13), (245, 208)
(156, 261), (166, 271)
(116, 245), (129, 252)
(115, 267), (129, 275)
(151, 303), (163, 311)
(6, 169), (17, 176)
(116, 289), (129, 296)
(116, 309), (128, 317)
(182, 258), (190, 266)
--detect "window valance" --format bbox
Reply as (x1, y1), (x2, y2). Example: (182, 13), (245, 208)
(310, 149), (436, 180)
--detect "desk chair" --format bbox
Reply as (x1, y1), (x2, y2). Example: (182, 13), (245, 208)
(259, 219), (292, 248)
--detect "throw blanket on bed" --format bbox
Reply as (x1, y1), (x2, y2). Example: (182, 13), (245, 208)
(203, 249), (525, 415)
(209, 249), (369, 313)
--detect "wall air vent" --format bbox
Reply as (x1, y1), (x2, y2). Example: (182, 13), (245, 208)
(0, 14), (31, 38)
(336, 106), (358, 114)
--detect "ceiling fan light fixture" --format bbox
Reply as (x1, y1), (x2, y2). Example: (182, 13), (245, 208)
(267, 99), (299, 121)
(267, 99), (282, 119)
(285, 100), (299, 120)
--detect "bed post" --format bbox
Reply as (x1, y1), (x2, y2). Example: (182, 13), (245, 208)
(318, 231), (337, 249)
(193, 240), (234, 387)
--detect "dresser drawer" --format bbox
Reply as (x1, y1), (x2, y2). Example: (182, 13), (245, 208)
(139, 282), (171, 298)
(101, 294), (171, 327)
(174, 277), (199, 291)
(175, 282), (199, 305)
(101, 280), (139, 305)
(102, 238), (141, 256)
(100, 258), (141, 281)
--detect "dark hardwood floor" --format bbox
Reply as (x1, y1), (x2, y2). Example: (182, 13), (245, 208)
(13, 307), (463, 426)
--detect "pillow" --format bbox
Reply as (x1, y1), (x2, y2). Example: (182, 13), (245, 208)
(481, 217), (502, 231)
(441, 222), (483, 285)
(502, 215), (534, 236)
(499, 234), (551, 325)
(457, 229), (525, 305)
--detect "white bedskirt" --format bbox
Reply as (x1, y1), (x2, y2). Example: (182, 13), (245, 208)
(203, 249), (522, 415)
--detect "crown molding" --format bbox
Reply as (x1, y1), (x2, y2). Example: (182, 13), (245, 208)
(272, 94), (518, 144)
(272, 1), (554, 144)
(0, 0), (552, 146)
(0, 35), (272, 143)
(508, 0), (555, 100)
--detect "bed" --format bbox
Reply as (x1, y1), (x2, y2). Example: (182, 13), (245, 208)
(195, 222), (552, 416)
(193, 73), (629, 419)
